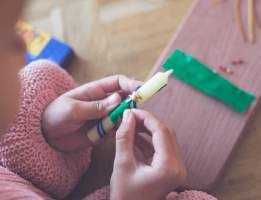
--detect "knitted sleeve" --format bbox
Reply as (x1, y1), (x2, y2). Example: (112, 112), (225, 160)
(83, 186), (110, 200)
(0, 60), (92, 199)
(165, 190), (217, 200)
(0, 166), (54, 200)
(83, 186), (217, 200)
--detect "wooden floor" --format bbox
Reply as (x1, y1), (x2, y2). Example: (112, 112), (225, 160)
(22, 0), (261, 199)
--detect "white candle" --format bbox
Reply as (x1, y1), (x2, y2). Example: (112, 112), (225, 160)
(87, 70), (173, 142)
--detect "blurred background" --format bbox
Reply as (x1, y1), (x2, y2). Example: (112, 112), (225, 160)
(21, 0), (261, 199)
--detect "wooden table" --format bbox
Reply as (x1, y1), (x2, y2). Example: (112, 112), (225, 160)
(22, 0), (261, 199)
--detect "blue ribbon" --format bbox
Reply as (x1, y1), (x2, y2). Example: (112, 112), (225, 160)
(100, 120), (107, 136)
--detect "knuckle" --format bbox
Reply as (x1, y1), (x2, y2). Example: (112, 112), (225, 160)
(118, 74), (128, 84)
(156, 171), (172, 185)
(182, 167), (188, 182)
(157, 164), (174, 178)
(142, 110), (150, 116)
(170, 165), (187, 184)
(118, 74), (127, 80)
(118, 74), (135, 90)
(114, 157), (128, 167)
(158, 123), (169, 133)
(92, 100), (103, 114)
(157, 164), (186, 184)
(70, 102), (81, 120)
(168, 127), (177, 138)
(168, 127), (176, 135)
(172, 166), (181, 178)
(116, 129), (129, 141)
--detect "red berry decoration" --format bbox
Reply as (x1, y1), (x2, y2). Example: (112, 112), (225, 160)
(218, 65), (226, 71)
(237, 58), (243, 64)
(231, 59), (236, 64)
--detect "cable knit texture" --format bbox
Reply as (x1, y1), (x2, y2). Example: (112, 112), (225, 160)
(0, 60), (92, 199)
(165, 190), (217, 200)
(0, 166), (53, 200)
(82, 186), (217, 200)
(0, 59), (217, 200)
(83, 186), (111, 200)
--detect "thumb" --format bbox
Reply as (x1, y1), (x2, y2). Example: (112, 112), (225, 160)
(115, 109), (136, 164)
(78, 93), (121, 120)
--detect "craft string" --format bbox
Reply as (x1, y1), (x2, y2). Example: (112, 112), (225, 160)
(214, 0), (260, 42)
(248, 0), (254, 42)
(212, 0), (225, 6)
(235, 0), (246, 41)
(97, 121), (103, 138)
(126, 86), (142, 103)
(100, 119), (106, 136)
(95, 119), (106, 138)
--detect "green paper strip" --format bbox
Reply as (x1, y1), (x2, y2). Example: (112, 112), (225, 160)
(162, 49), (255, 113)
(109, 100), (132, 125)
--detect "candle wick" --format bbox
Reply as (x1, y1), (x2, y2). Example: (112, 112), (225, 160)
(166, 69), (174, 76)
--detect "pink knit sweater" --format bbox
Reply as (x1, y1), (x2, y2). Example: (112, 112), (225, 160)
(0, 60), (217, 200)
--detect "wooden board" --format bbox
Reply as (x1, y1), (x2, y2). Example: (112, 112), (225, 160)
(140, 0), (261, 192)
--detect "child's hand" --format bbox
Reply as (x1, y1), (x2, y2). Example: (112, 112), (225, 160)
(42, 75), (142, 153)
(110, 109), (187, 200)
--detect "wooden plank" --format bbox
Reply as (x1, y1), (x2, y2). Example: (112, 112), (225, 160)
(211, 107), (261, 199)
(140, 0), (261, 192)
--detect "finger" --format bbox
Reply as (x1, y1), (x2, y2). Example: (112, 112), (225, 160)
(65, 75), (143, 101)
(76, 93), (121, 120)
(113, 120), (152, 136)
(115, 109), (136, 164)
(64, 82), (106, 101)
(105, 120), (152, 140)
(131, 109), (175, 165)
(107, 90), (125, 101)
(134, 133), (155, 160)
(96, 75), (143, 96)
(135, 121), (152, 136)
(47, 125), (111, 153)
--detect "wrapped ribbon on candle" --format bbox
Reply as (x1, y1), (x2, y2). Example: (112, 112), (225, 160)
(87, 69), (173, 142)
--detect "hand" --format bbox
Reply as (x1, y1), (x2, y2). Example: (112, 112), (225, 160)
(42, 75), (143, 153)
(110, 109), (187, 200)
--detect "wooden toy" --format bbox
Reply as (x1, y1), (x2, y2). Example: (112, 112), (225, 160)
(140, 0), (261, 192)
(15, 20), (75, 69)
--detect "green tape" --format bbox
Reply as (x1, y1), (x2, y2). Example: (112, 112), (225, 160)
(162, 49), (255, 113)
(109, 100), (132, 125)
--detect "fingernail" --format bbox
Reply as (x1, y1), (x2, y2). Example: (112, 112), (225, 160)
(123, 109), (131, 122)
(108, 93), (117, 104)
